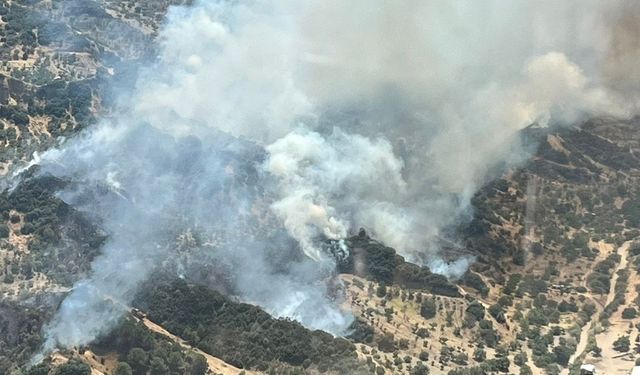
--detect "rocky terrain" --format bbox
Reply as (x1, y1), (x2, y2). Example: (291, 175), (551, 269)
(2, 1), (640, 375)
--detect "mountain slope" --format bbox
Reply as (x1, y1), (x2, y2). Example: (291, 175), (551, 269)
(2, 2), (640, 375)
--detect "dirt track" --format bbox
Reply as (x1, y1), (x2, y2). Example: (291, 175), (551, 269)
(562, 240), (632, 375)
(138, 315), (257, 375)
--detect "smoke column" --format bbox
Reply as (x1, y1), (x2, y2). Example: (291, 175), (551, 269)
(33, 0), (639, 355)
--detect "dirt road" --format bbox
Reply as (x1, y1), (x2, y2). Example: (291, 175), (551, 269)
(562, 240), (631, 375)
(139, 315), (257, 375)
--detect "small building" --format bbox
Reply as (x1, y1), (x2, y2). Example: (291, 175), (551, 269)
(131, 308), (146, 319)
(580, 364), (596, 375)
(631, 366), (640, 375)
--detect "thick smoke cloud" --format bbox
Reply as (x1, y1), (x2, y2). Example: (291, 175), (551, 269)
(36, 120), (352, 355)
(132, 0), (637, 264)
(264, 128), (406, 261)
(32, 0), (640, 355)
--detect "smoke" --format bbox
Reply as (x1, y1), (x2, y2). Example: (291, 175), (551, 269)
(264, 127), (406, 261)
(36, 120), (352, 353)
(131, 0), (637, 264)
(31, 0), (640, 356)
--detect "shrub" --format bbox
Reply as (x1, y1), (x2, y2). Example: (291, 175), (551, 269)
(613, 336), (630, 352)
(514, 352), (527, 366)
(466, 302), (485, 322)
(411, 363), (430, 375)
(420, 299), (438, 320)
(114, 363), (132, 375)
(378, 334), (395, 353)
(489, 304), (506, 323)
(473, 348), (486, 362)
(53, 360), (90, 375)
(553, 345), (572, 366)
(462, 272), (489, 297)
(622, 307), (637, 319)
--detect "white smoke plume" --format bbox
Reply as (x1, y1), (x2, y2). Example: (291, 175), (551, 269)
(31, 0), (640, 355)
(264, 127), (406, 261)
(132, 0), (638, 263)
(36, 119), (353, 354)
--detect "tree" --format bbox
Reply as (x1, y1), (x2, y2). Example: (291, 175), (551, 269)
(466, 301), (485, 322)
(473, 348), (486, 362)
(582, 303), (596, 317)
(127, 348), (148, 375)
(452, 352), (468, 365)
(553, 345), (572, 366)
(114, 363), (133, 375)
(167, 352), (185, 374)
(376, 283), (387, 298)
(0, 225), (9, 238)
(27, 364), (51, 375)
(613, 336), (631, 352)
(513, 248), (526, 266)
(149, 357), (169, 375)
(3, 273), (14, 284)
(53, 360), (91, 375)
(411, 363), (430, 375)
(526, 308), (549, 326)
(489, 304), (506, 323)
(378, 333), (395, 353)
(478, 320), (499, 348)
(545, 364), (560, 375)
(514, 352), (527, 366)
(483, 357), (510, 373)
(188, 354), (207, 375)
(622, 307), (637, 319)
(531, 243), (544, 256)
(420, 298), (437, 320)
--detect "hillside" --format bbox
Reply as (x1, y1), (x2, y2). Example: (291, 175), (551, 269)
(2, 1), (640, 375)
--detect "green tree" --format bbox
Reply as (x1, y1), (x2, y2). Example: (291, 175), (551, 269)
(3, 273), (14, 284)
(167, 352), (185, 374)
(514, 352), (527, 366)
(466, 301), (485, 322)
(452, 352), (468, 365)
(473, 348), (486, 362)
(411, 363), (429, 375)
(613, 336), (630, 352)
(377, 333), (395, 353)
(622, 307), (637, 319)
(149, 357), (169, 375)
(114, 362), (133, 375)
(513, 248), (526, 266)
(188, 354), (207, 375)
(420, 298), (437, 320)
(127, 348), (148, 375)
(553, 345), (572, 366)
(0, 224), (9, 238)
(489, 304), (506, 323)
(53, 360), (91, 375)
(27, 364), (51, 375)
(545, 364), (560, 375)
(531, 243), (544, 256)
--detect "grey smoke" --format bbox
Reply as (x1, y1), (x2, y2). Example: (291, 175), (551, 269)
(33, 0), (640, 355)
(36, 120), (352, 354)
